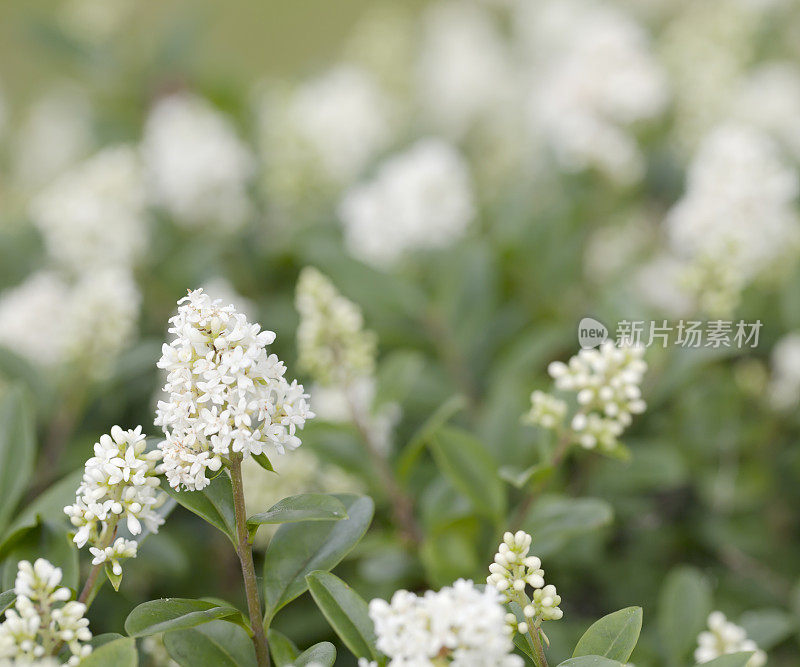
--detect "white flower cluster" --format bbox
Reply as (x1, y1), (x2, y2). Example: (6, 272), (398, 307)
(368, 579), (523, 666)
(11, 83), (93, 190)
(523, 390), (567, 430)
(339, 138), (475, 268)
(0, 268), (140, 379)
(143, 93), (254, 229)
(28, 145), (147, 272)
(488, 531), (563, 630)
(296, 267), (377, 385)
(242, 448), (361, 549)
(0, 559), (92, 666)
(545, 342), (647, 451)
(695, 612), (766, 667)
(666, 122), (799, 314)
(259, 65), (391, 200)
(155, 289), (314, 490)
(521, 0), (668, 184)
(417, 0), (518, 138)
(64, 426), (164, 574)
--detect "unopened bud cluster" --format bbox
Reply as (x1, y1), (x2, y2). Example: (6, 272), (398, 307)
(64, 426), (164, 575)
(695, 612), (766, 667)
(295, 267), (377, 385)
(488, 531), (563, 634)
(0, 559), (92, 665)
(526, 342), (647, 453)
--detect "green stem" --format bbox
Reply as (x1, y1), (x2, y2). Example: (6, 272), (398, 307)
(229, 454), (271, 667)
(77, 519), (118, 606)
(529, 624), (549, 667)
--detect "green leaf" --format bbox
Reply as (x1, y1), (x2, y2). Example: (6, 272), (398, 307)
(521, 496), (613, 557)
(573, 607), (642, 662)
(247, 494), (347, 540)
(79, 637), (137, 667)
(0, 589), (14, 614)
(0, 468), (84, 559)
(0, 386), (36, 534)
(89, 633), (124, 649)
(429, 426), (506, 519)
(267, 629), (299, 666)
(294, 641), (336, 666)
(262, 495), (374, 623)
(306, 571), (379, 660)
(252, 452), (275, 472)
(692, 653), (755, 667)
(558, 658), (623, 667)
(658, 567), (712, 665)
(161, 473), (236, 544)
(124, 598), (244, 637)
(499, 464), (554, 490)
(739, 608), (795, 650)
(397, 394), (466, 481)
(164, 619), (257, 667)
(105, 563), (123, 592)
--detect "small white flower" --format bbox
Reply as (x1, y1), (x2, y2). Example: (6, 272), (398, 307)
(64, 426), (164, 576)
(694, 612), (766, 667)
(0, 559), (92, 665)
(369, 579), (523, 665)
(524, 391), (568, 430)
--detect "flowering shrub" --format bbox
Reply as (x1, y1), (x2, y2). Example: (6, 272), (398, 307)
(0, 0), (799, 666)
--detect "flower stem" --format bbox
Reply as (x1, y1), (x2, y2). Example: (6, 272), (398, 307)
(77, 520), (118, 606)
(229, 453), (271, 667)
(529, 624), (549, 667)
(343, 383), (422, 545)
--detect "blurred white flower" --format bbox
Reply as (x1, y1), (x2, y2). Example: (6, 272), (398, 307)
(155, 289), (313, 490)
(768, 333), (800, 410)
(666, 122), (799, 314)
(64, 426), (164, 568)
(0, 268), (140, 378)
(417, 0), (518, 138)
(12, 84), (93, 190)
(695, 611), (766, 667)
(0, 559), (92, 666)
(369, 579), (523, 666)
(59, 0), (135, 44)
(633, 253), (695, 317)
(242, 447), (361, 548)
(520, 0), (667, 183)
(143, 93), (254, 229)
(29, 145), (147, 272)
(523, 390), (567, 430)
(296, 267), (377, 385)
(735, 62), (800, 161)
(339, 138), (475, 267)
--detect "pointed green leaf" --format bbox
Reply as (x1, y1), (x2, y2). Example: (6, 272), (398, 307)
(105, 563), (123, 592)
(521, 496), (613, 557)
(79, 637), (137, 667)
(429, 426), (505, 519)
(161, 473), (236, 544)
(573, 607), (642, 662)
(252, 452), (275, 472)
(124, 598), (244, 637)
(262, 495), (374, 623)
(0, 386), (36, 534)
(164, 619), (257, 667)
(247, 494), (347, 540)
(306, 571), (379, 660)
(658, 567), (712, 665)
(739, 608), (795, 650)
(294, 641), (336, 666)
(0, 589), (14, 614)
(268, 629), (300, 666)
(558, 658), (623, 667)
